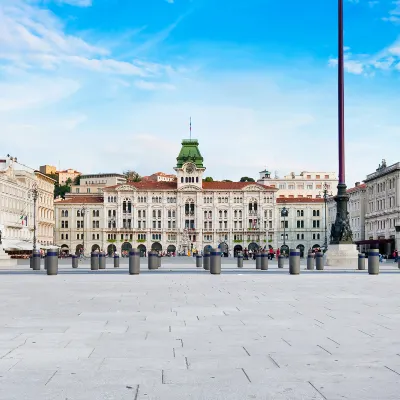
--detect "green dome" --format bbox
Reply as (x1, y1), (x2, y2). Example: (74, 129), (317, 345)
(176, 139), (204, 168)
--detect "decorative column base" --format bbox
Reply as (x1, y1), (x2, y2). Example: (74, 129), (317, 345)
(325, 243), (358, 268)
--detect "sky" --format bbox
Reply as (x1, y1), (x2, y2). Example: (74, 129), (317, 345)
(1, 0), (400, 186)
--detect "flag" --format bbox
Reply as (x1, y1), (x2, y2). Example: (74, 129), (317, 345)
(20, 215), (27, 226)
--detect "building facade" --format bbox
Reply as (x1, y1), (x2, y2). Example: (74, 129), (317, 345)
(70, 173), (126, 195)
(40, 165), (57, 175)
(35, 171), (56, 246)
(0, 158), (34, 249)
(364, 160), (400, 254)
(55, 140), (278, 256)
(142, 172), (177, 183)
(258, 170), (338, 199)
(57, 169), (81, 185)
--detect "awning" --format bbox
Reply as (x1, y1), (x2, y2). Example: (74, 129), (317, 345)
(355, 239), (394, 245)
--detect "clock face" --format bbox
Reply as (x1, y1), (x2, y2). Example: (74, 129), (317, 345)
(186, 164), (195, 174)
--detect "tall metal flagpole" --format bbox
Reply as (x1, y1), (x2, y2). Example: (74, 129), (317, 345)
(330, 0), (352, 244)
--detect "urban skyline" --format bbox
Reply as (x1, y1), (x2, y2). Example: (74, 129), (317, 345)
(1, 0), (400, 186)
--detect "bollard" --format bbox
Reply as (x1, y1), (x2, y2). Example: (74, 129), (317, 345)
(46, 250), (58, 275)
(289, 248), (300, 275)
(237, 252), (243, 268)
(278, 254), (285, 269)
(261, 252), (268, 271)
(368, 249), (379, 275)
(158, 254), (161, 269)
(91, 252), (99, 271)
(29, 255), (33, 269)
(196, 254), (202, 268)
(114, 254), (120, 268)
(255, 253), (262, 270)
(32, 250), (41, 271)
(203, 252), (210, 271)
(129, 248), (140, 275)
(315, 252), (324, 271)
(210, 248), (221, 275)
(148, 251), (158, 270)
(72, 254), (78, 268)
(99, 252), (106, 269)
(358, 253), (365, 270)
(307, 253), (314, 270)
(398, 258), (400, 270)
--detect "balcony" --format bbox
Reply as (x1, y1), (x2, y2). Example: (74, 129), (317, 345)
(185, 211), (195, 216)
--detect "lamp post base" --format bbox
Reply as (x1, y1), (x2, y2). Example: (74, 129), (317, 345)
(325, 243), (358, 268)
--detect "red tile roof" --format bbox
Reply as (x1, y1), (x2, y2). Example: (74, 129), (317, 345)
(104, 181), (276, 191)
(347, 183), (366, 193)
(277, 198), (325, 204)
(55, 196), (103, 204)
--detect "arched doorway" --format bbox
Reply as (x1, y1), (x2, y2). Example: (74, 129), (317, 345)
(167, 245), (176, 255)
(107, 244), (116, 256)
(121, 242), (132, 257)
(138, 244), (146, 257)
(75, 244), (83, 256)
(91, 244), (100, 253)
(312, 244), (321, 251)
(234, 245), (243, 257)
(280, 244), (289, 256)
(248, 242), (259, 253)
(296, 244), (305, 258)
(60, 244), (69, 256)
(218, 242), (228, 257)
(204, 245), (213, 254)
(151, 242), (162, 253)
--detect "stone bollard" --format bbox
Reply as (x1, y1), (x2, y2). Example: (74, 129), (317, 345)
(196, 254), (202, 268)
(91, 252), (99, 271)
(32, 250), (41, 271)
(255, 253), (262, 270)
(358, 253), (366, 270)
(398, 258), (400, 270)
(289, 248), (300, 275)
(237, 252), (243, 268)
(307, 253), (314, 270)
(46, 250), (58, 275)
(368, 249), (379, 275)
(99, 252), (106, 269)
(210, 248), (221, 275)
(29, 255), (33, 269)
(203, 251), (210, 271)
(278, 254), (284, 269)
(129, 248), (140, 275)
(158, 254), (161, 269)
(261, 251), (268, 271)
(114, 254), (120, 268)
(72, 254), (78, 268)
(315, 252), (324, 271)
(148, 251), (158, 270)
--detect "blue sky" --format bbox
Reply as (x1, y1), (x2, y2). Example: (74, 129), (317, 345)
(1, 0), (400, 185)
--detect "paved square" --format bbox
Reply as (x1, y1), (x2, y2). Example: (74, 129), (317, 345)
(1, 258), (400, 399)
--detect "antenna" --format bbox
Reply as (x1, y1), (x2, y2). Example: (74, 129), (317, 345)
(189, 117), (192, 141)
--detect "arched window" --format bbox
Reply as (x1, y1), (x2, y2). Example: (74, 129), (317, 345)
(234, 210), (237, 218)
(297, 210), (300, 217)
(61, 210), (65, 217)
(224, 210), (227, 219)
(219, 210), (222, 218)
(181, 177), (184, 183)
(77, 210), (81, 217)
(249, 203), (253, 211)
(93, 210), (96, 217)
(196, 177), (199, 183)
(65, 210), (68, 217)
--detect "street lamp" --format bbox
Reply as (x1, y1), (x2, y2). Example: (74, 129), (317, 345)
(320, 183), (333, 251)
(281, 207), (289, 247)
(28, 183), (39, 254)
(81, 205), (86, 256)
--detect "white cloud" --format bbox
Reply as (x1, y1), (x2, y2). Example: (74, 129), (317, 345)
(165, 0), (174, 3)
(56, 0), (93, 6)
(134, 80), (175, 90)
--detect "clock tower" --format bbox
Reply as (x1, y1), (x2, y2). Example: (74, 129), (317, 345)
(174, 139), (205, 190)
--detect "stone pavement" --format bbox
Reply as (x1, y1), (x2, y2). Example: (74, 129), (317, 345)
(1, 258), (400, 399)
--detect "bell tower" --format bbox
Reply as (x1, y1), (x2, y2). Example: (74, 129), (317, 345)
(174, 139), (205, 190)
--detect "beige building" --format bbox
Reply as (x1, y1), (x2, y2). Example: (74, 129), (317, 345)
(55, 139), (278, 256)
(142, 172), (177, 183)
(70, 173), (126, 195)
(57, 169), (81, 185)
(35, 171), (56, 246)
(258, 170), (338, 199)
(40, 165), (57, 175)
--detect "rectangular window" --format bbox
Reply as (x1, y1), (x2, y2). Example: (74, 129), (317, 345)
(158, 221), (161, 229)
(153, 221), (156, 229)
(66, 234), (68, 240)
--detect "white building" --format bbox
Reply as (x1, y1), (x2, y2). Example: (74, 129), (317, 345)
(364, 160), (400, 255)
(258, 170), (338, 199)
(276, 198), (326, 255)
(0, 158), (34, 250)
(71, 173), (126, 195)
(55, 139), (278, 256)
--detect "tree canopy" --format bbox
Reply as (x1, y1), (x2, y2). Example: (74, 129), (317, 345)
(123, 170), (142, 182)
(73, 175), (81, 185)
(203, 177), (214, 182)
(239, 177), (255, 182)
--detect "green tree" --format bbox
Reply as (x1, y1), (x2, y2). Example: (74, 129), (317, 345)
(65, 177), (72, 186)
(73, 175), (81, 185)
(203, 177), (214, 182)
(54, 183), (71, 199)
(240, 177), (255, 182)
(222, 179), (232, 182)
(123, 170), (142, 182)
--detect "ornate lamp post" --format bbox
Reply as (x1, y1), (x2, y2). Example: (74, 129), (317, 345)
(281, 207), (289, 247)
(28, 183), (39, 253)
(81, 205), (87, 256)
(331, 0), (352, 245)
(320, 183), (333, 251)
